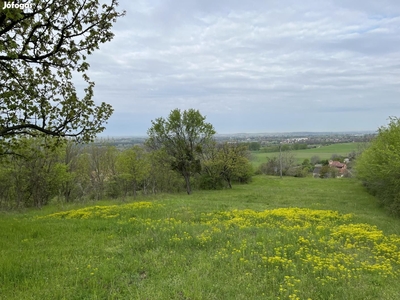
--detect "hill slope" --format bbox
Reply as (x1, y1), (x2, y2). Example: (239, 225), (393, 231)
(1, 176), (400, 299)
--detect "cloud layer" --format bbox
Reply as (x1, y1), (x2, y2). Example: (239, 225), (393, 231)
(83, 0), (400, 135)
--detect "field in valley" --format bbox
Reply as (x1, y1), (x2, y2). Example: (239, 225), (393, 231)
(250, 143), (361, 168)
(1, 176), (400, 299)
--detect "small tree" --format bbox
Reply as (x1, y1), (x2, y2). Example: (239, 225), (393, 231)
(258, 157), (279, 175)
(247, 142), (261, 151)
(116, 146), (149, 199)
(59, 140), (87, 202)
(301, 158), (313, 171)
(217, 143), (253, 188)
(319, 165), (330, 179)
(200, 140), (225, 190)
(310, 155), (321, 165)
(146, 109), (216, 194)
(281, 151), (297, 176)
(147, 149), (184, 194)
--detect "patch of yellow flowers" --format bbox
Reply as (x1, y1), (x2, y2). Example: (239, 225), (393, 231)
(38, 202), (400, 296)
(38, 201), (161, 220)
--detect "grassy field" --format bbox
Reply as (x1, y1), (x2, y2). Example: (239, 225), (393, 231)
(1, 176), (400, 299)
(250, 143), (360, 168)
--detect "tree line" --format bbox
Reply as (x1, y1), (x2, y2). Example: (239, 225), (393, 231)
(0, 109), (252, 209)
(259, 143), (309, 153)
(1, 1), (398, 215)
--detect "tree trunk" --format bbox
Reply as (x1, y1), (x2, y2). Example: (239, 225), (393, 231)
(227, 178), (232, 189)
(184, 174), (191, 195)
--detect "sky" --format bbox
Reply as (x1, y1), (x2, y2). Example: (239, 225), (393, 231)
(79, 0), (400, 136)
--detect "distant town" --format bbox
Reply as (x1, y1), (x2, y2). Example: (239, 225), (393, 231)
(95, 131), (376, 150)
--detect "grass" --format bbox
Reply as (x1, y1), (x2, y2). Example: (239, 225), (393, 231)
(1, 176), (400, 299)
(250, 143), (360, 167)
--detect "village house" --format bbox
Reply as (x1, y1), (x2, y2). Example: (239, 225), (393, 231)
(313, 160), (349, 178)
(328, 160), (347, 177)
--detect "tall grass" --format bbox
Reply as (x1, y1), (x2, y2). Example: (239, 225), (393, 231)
(1, 176), (399, 299)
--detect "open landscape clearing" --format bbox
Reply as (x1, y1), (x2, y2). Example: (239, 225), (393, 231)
(2, 1), (400, 299)
(1, 176), (400, 299)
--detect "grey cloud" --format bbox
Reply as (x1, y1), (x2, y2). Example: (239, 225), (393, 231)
(81, 0), (400, 135)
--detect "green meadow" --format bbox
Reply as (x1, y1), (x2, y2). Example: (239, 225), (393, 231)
(1, 176), (400, 299)
(250, 143), (361, 167)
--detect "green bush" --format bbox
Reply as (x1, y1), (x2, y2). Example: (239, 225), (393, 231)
(198, 173), (225, 190)
(356, 117), (400, 215)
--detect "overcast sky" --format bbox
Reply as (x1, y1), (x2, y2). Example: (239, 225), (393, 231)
(81, 0), (400, 136)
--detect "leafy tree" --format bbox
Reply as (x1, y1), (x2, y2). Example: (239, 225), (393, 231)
(200, 140), (225, 189)
(58, 140), (87, 202)
(0, 0), (125, 155)
(71, 149), (92, 200)
(87, 142), (119, 200)
(116, 146), (149, 198)
(258, 157), (279, 175)
(310, 155), (321, 165)
(319, 165), (339, 179)
(217, 142), (253, 188)
(147, 149), (184, 194)
(146, 109), (216, 194)
(319, 165), (330, 179)
(247, 142), (261, 151)
(301, 158), (313, 172)
(320, 159), (329, 166)
(200, 141), (252, 189)
(281, 144), (290, 152)
(356, 117), (400, 215)
(294, 167), (310, 178)
(330, 154), (344, 162)
(302, 158), (310, 166)
(0, 136), (68, 208)
(292, 143), (307, 150)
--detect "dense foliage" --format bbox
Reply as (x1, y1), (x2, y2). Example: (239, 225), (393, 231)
(0, 137), (67, 207)
(146, 109), (216, 194)
(201, 141), (253, 189)
(0, 138), (254, 208)
(356, 117), (400, 215)
(0, 139), (184, 208)
(0, 0), (124, 155)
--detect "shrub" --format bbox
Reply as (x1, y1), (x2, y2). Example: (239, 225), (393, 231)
(356, 117), (400, 215)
